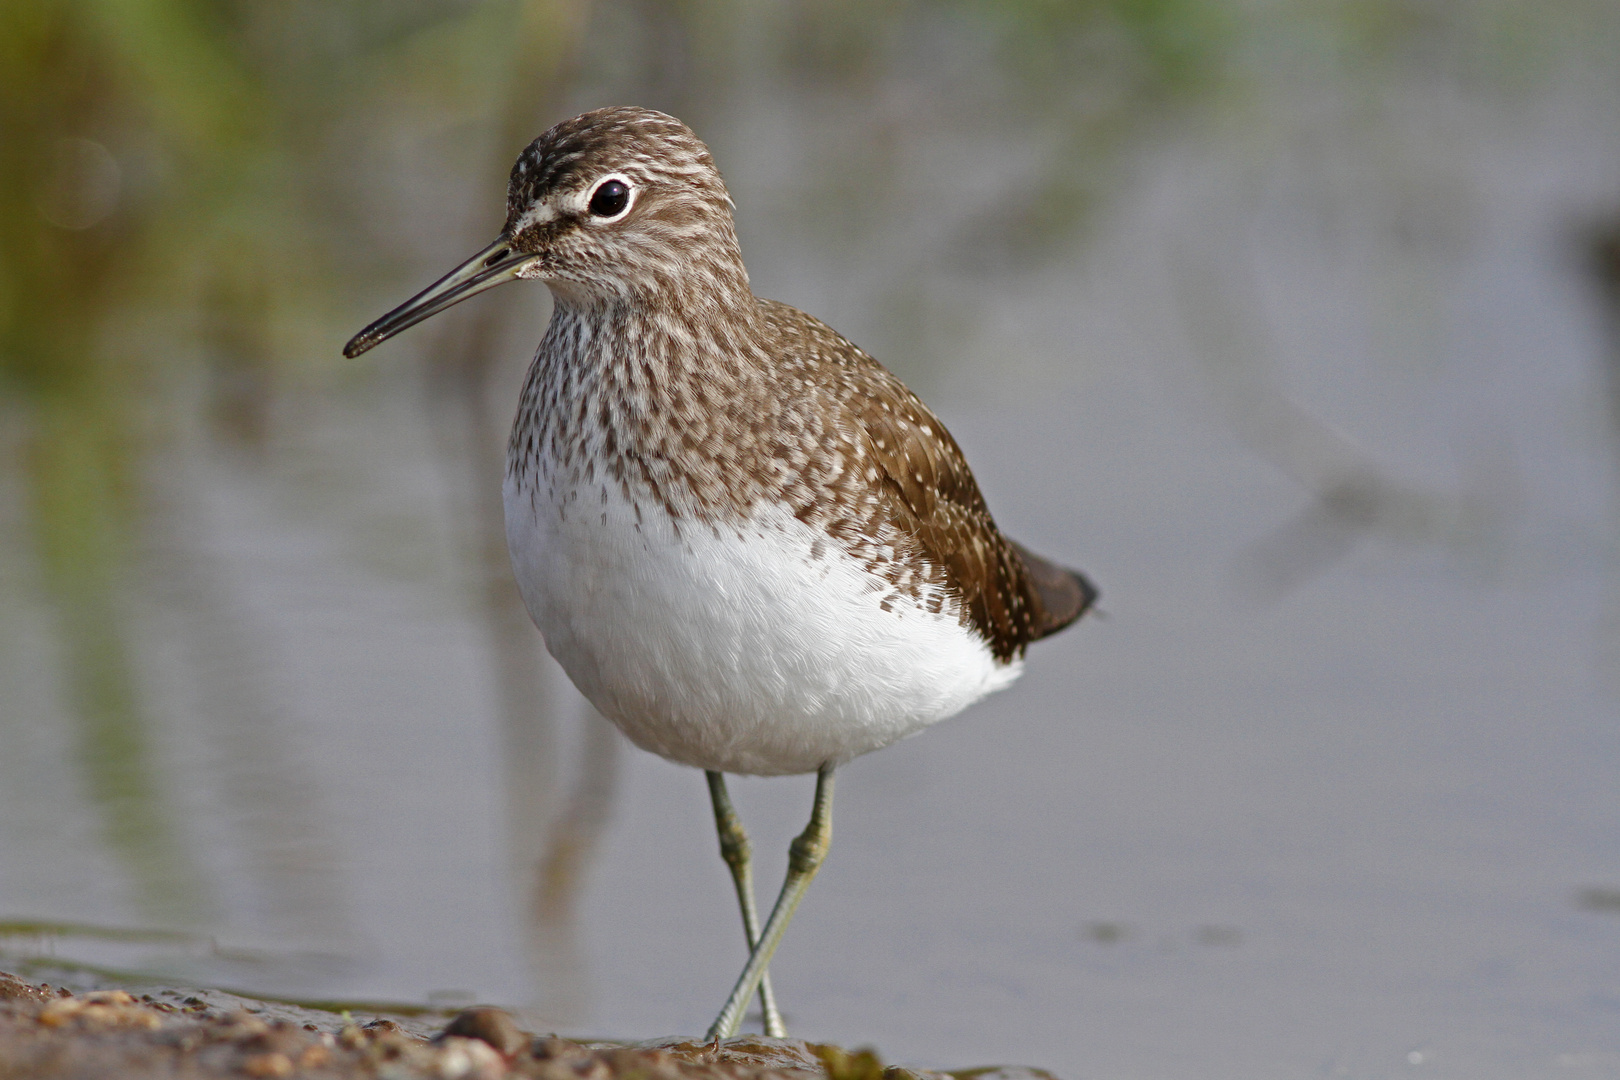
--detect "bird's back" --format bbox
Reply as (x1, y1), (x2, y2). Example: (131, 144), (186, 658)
(755, 298), (1096, 661)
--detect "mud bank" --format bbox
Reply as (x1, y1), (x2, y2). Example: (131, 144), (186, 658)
(0, 971), (1054, 1080)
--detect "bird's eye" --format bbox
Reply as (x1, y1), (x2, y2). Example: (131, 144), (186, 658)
(588, 179), (631, 218)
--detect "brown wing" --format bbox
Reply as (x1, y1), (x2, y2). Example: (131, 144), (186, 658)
(855, 370), (1096, 659)
(756, 300), (1094, 660)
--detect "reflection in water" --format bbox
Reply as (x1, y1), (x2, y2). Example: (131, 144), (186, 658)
(143, 451), (350, 949)
(524, 709), (622, 1026)
(410, 0), (618, 1023)
(1168, 233), (1482, 600)
(1582, 214), (1620, 459)
(3, 0), (631, 1001)
(1578, 212), (1620, 680)
(183, 254), (347, 954)
(38, 444), (212, 926)
(2, 10), (214, 927)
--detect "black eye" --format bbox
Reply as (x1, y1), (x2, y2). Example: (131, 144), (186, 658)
(588, 179), (630, 218)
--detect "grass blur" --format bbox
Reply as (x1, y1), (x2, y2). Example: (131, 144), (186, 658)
(0, 0), (587, 926)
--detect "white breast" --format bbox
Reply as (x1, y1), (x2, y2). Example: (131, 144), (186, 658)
(502, 475), (1021, 776)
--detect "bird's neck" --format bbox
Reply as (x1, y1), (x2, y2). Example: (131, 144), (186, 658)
(507, 285), (778, 519)
(544, 281), (766, 387)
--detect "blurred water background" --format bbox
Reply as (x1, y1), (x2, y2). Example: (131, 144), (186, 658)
(5, 2), (1620, 1077)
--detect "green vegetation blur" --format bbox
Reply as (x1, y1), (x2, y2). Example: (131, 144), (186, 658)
(0, 0), (596, 924)
(0, 0), (1611, 928)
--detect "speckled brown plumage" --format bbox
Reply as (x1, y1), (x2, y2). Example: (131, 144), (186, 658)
(500, 107), (1095, 662)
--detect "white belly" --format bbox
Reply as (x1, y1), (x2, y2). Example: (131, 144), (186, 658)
(503, 477), (1020, 775)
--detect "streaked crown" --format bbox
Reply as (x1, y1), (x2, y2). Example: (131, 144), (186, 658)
(503, 106), (749, 304)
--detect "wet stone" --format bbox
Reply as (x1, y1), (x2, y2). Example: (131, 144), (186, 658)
(0, 973), (53, 1005)
(438, 1006), (528, 1057)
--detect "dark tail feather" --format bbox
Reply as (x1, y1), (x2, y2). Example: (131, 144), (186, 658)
(1012, 541), (1098, 640)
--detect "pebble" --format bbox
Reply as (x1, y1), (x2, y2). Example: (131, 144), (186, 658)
(438, 1006), (527, 1056)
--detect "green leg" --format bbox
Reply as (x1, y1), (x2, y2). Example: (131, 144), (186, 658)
(706, 771), (786, 1037)
(706, 765), (835, 1042)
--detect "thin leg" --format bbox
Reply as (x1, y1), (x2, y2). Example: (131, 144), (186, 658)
(705, 771), (786, 1037)
(706, 765), (835, 1042)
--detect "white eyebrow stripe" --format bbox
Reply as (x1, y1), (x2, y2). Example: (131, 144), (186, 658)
(514, 203), (559, 229)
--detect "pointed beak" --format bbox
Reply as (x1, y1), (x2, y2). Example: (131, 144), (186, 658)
(343, 237), (540, 358)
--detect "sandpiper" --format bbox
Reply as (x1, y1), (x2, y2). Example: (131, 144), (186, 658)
(345, 106), (1096, 1040)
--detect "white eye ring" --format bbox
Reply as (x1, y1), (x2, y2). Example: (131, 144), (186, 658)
(583, 174), (635, 220)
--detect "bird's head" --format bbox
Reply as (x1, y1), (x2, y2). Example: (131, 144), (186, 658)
(344, 106), (747, 359)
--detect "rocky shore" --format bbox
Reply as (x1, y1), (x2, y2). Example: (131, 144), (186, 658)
(0, 971), (1051, 1080)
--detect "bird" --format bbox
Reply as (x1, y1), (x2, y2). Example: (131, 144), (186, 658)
(344, 106), (1096, 1041)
